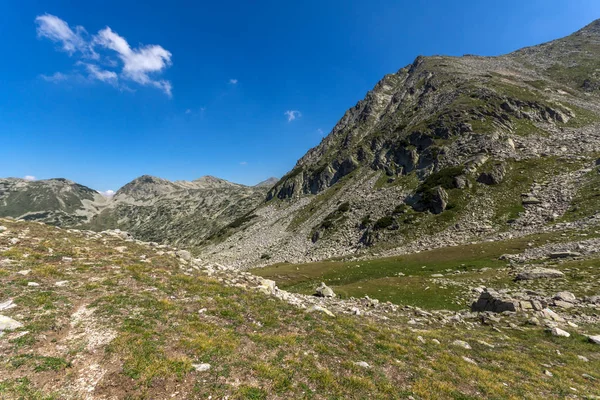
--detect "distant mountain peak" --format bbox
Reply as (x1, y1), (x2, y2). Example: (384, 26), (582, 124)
(255, 177), (279, 188)
(192, 175), (241, 189)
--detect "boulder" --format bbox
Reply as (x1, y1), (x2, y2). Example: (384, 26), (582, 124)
(315, 282), (335, 298)
(176, 250), (192, 261)
(549, 251), (581, 259)
(453, 175), (470, 189)
(471, 289), (519, 313)
(257, 279), (277, 295)
(477, 163), (506, 185)
(515, 268), (564, 281)
(430, 186), (448, 214)
(452, 340), (472, 350)
(551, 327), (570, 338)
(539, 308), (565, 322)
(589, 335), (600, 345)
(553, 292), (576, 303)
(0, 315), (23, 332)
(522, 196), (542, 205)
(192, 363), (211, 372)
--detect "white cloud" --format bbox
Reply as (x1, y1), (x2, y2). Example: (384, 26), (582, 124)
(317, 128), (324, 135)
(94, 27), (172, 96)
(40, 72), (68, 83)
(239, 161), (248, 165)
(35, 14), (96, 58)
(185, 109), (192, 114)
(23, 175), (36, 181)
(80, 62), (118, 83)
(35, 14), (172, 96)
(285, 110), (301, 122)
(229, 79), (238, 84)
(100, 190), (115, 197)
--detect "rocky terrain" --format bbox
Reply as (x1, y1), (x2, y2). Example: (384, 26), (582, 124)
(0, 175), (277, 248)
(0, 218), (599, 399)
(200, 19), (600, 268)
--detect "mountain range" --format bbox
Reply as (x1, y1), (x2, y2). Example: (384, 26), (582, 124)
(3, 20), (600, 267)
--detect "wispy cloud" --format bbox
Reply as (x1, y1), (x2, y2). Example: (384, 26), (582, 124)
(285, 110), (301, 122)
(80, 62), (118, 83)
(229, 78), (238, 84)
(35, 14), (96, 58)
(239, 161), (248, 165)
(23, 175), (36, 181)
(185, 109), (192, 114)
(317, 128), (324, 135)
(94, 27), (172, 96)
(35, 14), (172, 96)
(40, 72), (68, 83)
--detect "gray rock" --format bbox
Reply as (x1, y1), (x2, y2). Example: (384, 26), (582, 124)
(589, 335), (600, 345)
(471, 289), (519, 313)
(452, 340), (472, 349)
(192, 363), (211, 372)
(453, 175), (470, 189)
(306, 305), (335, 317)
(553, 291), (576, 303)
(315, 282), (335, 298)
(477, 163), (506, 185)
(515, 268), (564, 281)
(0, 299), (16, 312)
(353, 361), (370, 368)
(176, 250), (192, 261)
(551, 327), (570, 337)
(256, 279), (277, 295)
(539, 308), (565, 322)
(0, 315), (23, 332)
(548, 251), (581, 259)
(430, 186), (448, 215)
(586, 295), (600, 304)
(522, 196), (542, 205)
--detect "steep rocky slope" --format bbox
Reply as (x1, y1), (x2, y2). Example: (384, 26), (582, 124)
(202, 20), (600, 267)
(0, 176), (276, 248)
(0, 219), (598, 398)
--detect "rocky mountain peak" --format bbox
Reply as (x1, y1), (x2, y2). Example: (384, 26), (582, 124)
(115, 175), (181, 200)
(578, 18), (600, 36)
(192, 175), (241, 189)
(255, 177), (279, 188)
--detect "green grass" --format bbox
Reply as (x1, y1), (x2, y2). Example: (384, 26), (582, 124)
(2, 218), (600, 399)
(560, 168), (600, 222)
(253, 233), (566, 309)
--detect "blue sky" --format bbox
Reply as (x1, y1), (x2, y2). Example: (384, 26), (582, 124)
(1, 1), (599, 193)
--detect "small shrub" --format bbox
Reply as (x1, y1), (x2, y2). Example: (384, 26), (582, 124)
(393, 204), (409, 215)
(337, 202), (351, 212)
(360, 215), (372, 228)
(374, 216), (394, 230)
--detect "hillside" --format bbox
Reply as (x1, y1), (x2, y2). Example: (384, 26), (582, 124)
(201, 20), (600, 268)
(0, 176), (275, 248)
(0, 218), (599, 398)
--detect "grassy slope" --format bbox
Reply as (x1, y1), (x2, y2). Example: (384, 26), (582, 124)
(253, 229), (600, 310)
(0, 219), (598, 399)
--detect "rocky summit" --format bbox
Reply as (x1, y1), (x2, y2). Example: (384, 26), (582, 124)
(1, 18), (600, 400)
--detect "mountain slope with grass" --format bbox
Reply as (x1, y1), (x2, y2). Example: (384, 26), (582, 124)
(0, 218), (599, 399)
(202, 19), (600, 268)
